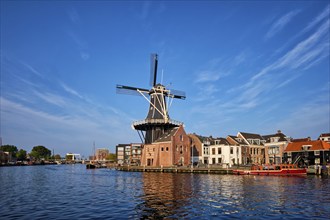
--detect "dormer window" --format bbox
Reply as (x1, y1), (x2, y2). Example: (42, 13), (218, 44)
(302, 145), (311, 151)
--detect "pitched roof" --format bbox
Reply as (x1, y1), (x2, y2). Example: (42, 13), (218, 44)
(212, 137), (230, 145)
(262, 132), (288, 143)
(319, 133), (330, 137)
(154, 127), (179, 143)
(227, 135), (246, 145)
(285, 140), (330, 152)
(239, 132), (264, 140)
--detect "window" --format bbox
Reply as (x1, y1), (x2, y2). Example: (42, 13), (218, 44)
(180, 134), (183, 141)
(161, 147), (164, 151)
(166, 147), (169, 151)
(218, 158), (222, 163)
(218, 148), (222, 154)
(212, 158), (216, 164)
(230, 147), (233, 154)
(212, 148), (216, 155)
(302, 145), (311, 151)
(314, 150), (320, 156)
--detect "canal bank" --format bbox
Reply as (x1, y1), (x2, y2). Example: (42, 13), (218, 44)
(116, 165), (235, 174)
(116, 165), (330, 176)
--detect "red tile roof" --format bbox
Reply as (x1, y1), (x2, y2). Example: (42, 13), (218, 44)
(285, 140), (330, 152)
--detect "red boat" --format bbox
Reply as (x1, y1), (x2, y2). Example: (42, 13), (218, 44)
(233, 164), (307, 176)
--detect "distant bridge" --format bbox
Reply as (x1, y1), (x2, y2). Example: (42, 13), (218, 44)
(66, 153), (81, 161)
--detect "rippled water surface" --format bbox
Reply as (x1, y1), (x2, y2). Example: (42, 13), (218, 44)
(1, 165), (329, 219)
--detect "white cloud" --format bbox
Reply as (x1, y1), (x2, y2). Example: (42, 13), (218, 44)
(60, 82), (84, 99)
(302, 5), (329, 34)
(20, 62), (43, 77)
(265, 9), (301, 39)
(194, 71), (221, 84)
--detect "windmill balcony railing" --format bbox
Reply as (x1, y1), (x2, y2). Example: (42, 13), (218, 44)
(132, 118), (183, 126)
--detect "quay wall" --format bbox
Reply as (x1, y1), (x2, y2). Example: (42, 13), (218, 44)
(116, 166), (235, 174)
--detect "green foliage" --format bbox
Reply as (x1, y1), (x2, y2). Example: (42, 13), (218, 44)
(16, 149), (27, 161)
(0, 145), (18, 154)
(106, 153), (116, 161)
(30, 145), (51, 160)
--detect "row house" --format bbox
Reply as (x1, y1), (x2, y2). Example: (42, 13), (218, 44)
(319, 133), (330, 144)
(226, 135), (248, 165)
(188, 134), (241, 167)
(284, 139), (330, 166)
(188, 134), (204, 165)
(262, 130), (290, 164)
(237, 132), (265, 164)
(208, 138), (241, 167)
(140, 125), (191, 167)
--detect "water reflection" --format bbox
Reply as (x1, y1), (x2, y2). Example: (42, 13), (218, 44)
(1, 165), (329, 219)
(137, 172), (194, 219)
(137, 173), (330, 219)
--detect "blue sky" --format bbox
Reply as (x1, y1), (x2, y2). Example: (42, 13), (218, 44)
(1, 1), (329, 157)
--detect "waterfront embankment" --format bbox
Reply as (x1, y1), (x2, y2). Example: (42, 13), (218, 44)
(116, 165), (242, 174)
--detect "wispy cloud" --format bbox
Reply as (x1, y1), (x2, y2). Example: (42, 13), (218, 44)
(20, 62), (43, 77)
(302, 5), (329, 34)
(265, 9), (301, 39)
(194, 71), (221, 84)
(67, 8), (81, 25)
(66, 9), (90, 61)
(254, 19), (329, 81)
(33, 90), (67, 107)
(60, 82), (84, 99)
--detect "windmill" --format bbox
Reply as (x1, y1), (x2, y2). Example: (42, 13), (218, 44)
(116, 54), (186, 144)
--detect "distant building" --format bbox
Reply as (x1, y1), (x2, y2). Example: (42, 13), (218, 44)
(318, 133), (330, 144)
(130, 143), (143, 165)
(96, 148), (109, 161)
(140, 125), (191, 167)
(284, 140), (330, 166)
(116, 143), (143, 165)
(116, 144), (130, 165)
(0, 151), (10, 164)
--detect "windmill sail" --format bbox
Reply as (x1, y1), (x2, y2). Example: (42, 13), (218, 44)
(116, 53), (185, 144)
(150, 53), (158, 86)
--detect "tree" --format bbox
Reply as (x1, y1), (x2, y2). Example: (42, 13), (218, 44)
(106, 153), (116, 162)
(30, 145), (51, 160)
(0, 145), (18, 154)
(0, 145), (18, 160)
(16, 149), (27, 161)
(54, 154), (61, 160)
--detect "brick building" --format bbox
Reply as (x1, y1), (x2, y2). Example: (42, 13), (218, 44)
(141, 125), (191, 166)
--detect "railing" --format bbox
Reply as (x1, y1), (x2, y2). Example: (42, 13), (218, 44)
(293, 155), (302, 164)
(132, 119), (183, 126)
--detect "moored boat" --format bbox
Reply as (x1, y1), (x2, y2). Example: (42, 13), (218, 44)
(86, 163), (96, 169)
(233, 164), (306, 176)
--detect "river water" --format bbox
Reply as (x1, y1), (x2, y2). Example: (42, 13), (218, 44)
(0, 164), (329, 219)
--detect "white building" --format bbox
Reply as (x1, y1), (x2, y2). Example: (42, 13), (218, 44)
(203, 137), (241, 167)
